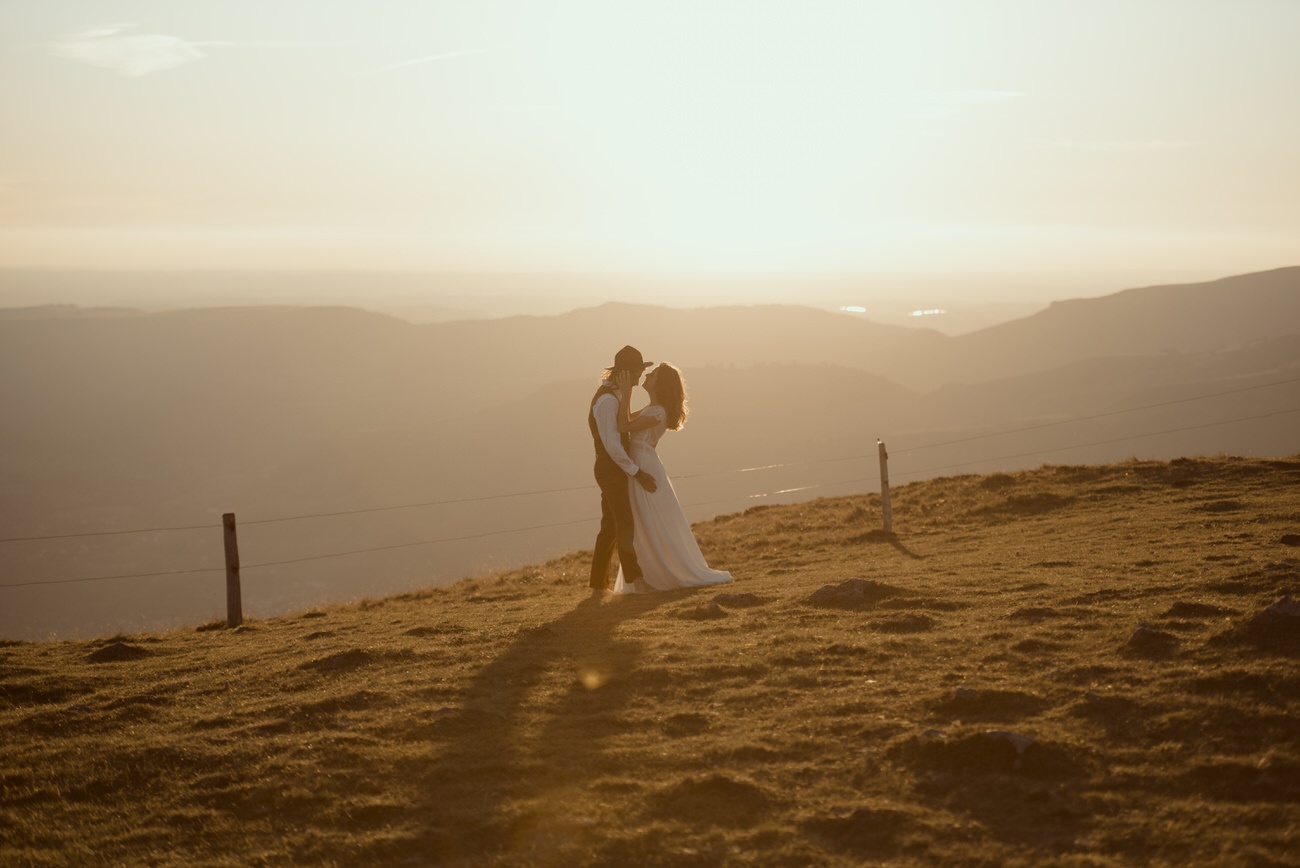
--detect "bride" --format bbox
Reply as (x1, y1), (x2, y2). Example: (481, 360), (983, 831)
(612, 364), (734, 594)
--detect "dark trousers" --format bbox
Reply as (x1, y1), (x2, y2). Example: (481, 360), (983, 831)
(590, 459), (641, 589)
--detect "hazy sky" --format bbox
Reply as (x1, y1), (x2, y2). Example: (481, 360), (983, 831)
(2, 1), (1298, 297)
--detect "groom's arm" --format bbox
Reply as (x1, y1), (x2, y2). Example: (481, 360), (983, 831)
(593, 392), (639, 476)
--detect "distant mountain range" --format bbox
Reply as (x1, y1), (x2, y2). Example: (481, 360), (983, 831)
(0, 269), (1060, 333)
(1, 266), (1297, 639)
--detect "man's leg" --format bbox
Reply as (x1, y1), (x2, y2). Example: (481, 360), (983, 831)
(590, 488), (618, 589)
(608, 474), (642, 583)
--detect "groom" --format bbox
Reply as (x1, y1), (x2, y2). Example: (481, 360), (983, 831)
(589, 345), (658, 594)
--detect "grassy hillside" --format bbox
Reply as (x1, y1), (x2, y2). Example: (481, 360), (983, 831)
(5, 268), (1298, 641)
(3, 455), (1299, 866)
(946, 266), (1300, 384)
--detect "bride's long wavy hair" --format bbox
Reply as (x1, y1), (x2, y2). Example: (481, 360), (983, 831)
(655, 363), (688, 431)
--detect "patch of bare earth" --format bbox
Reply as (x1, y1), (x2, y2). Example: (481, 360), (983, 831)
(2, 455), (1298, 865)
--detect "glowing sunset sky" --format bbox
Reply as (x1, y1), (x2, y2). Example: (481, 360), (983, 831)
(2, 1), (1297, 293)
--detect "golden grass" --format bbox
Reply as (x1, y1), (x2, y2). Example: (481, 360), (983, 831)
(3, 455), (1299, 866)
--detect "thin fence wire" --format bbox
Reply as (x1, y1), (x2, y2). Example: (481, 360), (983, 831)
(0, 566), (223, 590)
(8, 373), (1291, 544)
(0, 522), (217, 545)
(890, 405), (1300, 482)
(896, 374), (1300, 455)
(2, 387), (1296, 590)
(241, 516), (601, 570)
(239, 484), (595, 527)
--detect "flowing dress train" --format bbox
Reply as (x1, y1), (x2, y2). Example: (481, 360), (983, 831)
(614, 405), (733, 593)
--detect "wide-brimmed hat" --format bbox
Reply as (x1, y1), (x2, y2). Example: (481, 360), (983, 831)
(610, 345), (653, 372)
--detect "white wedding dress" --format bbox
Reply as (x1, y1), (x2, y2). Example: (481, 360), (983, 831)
(613, 405), (734, 593)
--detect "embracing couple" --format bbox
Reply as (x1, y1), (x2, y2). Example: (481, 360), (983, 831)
(588, 345), (734, 596)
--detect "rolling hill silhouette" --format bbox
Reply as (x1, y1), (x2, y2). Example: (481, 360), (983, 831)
(941, 266), (1300, 385)
(1, 267), (1296, 639)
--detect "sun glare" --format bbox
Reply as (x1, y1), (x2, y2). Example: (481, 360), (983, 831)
(5, 2), (1296, 277)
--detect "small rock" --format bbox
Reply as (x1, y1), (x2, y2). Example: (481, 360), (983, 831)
(982, 729), (1036, 755)
(808, 578), (900, 609)
(653, 775), (772, 826)
(1249, 595), (1300, 629)
(1164, 601), (1232, 619)
(970, 731), (1041, 773)
(712, 592), (764, 608)
(87, 641), (150, 663)
(1124, 621), (1178, 657)
(809, 579), (870, 607)
(685, 601), (727, 621)
(906, 728), (1054, 775)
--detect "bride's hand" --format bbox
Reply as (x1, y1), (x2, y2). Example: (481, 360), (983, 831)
(615, 370), (633, 392)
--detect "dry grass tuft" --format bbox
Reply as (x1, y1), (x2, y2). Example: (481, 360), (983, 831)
(2, 455), (1299, 865)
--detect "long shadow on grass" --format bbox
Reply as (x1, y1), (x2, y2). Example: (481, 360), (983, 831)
(398, 591), (676, 863)
(855, 529), (925, 560)
(886, 534), (924, 560)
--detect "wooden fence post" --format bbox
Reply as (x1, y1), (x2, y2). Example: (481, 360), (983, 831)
(222, 512), (243, 628)
(877, 439), (893, 534)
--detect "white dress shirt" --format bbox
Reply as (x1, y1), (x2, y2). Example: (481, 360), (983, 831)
(593, 389), (639, 477)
